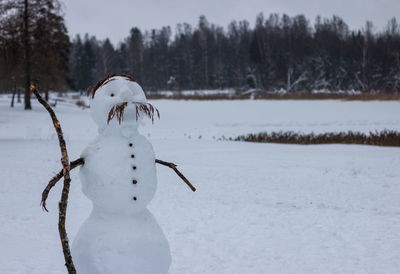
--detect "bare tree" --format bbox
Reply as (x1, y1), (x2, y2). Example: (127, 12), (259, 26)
(0, 0), (69, 107)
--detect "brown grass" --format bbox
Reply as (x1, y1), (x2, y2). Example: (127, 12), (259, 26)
(107, 102), (160, 124)
(107, 102), (128, 124)
(230, 130), (400, 147)
(147, 92), (400, 101)
(75, 100), (89, 108)
(88, 73), (136, 98)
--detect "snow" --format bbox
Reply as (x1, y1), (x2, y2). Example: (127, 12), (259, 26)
(72, 208), (171, 274)
(0, 94), (400, 273)
(2, 95), (400, 142)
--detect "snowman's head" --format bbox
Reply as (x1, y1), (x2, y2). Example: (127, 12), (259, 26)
(88, 74), (159, 129)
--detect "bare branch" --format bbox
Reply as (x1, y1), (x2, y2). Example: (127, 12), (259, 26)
(31, 85), (76, 274)
(41, 158), (84, 212)
(156, 159), (196, 192)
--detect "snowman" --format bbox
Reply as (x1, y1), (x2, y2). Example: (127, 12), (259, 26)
(71, 74), (172, 274)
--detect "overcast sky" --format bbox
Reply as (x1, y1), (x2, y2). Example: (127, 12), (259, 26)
(62, 0), (400, 45)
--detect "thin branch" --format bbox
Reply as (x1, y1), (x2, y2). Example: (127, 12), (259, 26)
(31, 85), (76, 274)
(156, 159), (196, 192)
(41, 158), (84, 212)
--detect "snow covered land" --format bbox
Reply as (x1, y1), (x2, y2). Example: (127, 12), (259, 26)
(0, 94), (400, 273)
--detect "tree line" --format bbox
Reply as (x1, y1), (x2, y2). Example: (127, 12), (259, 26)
(70, 14), (400, 92)
(69, 15), (400, 93)
(1, 0), (400, 110)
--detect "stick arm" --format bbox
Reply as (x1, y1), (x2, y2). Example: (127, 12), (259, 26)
(155, 159), (196, 192)
(41, 158), (85, 212)
(41, 157), (196, 211)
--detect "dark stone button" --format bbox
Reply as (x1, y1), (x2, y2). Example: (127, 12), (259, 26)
(133, 196), (137, 201)
(129, 143), (133, 147)
(132, 179), (137, 184)
(132, 166), (137, 170)
(131, 154), (135, 158)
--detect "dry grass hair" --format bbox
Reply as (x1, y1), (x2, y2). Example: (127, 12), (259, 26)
(107, 102), (160, 124)
(87, 73), (136, 98)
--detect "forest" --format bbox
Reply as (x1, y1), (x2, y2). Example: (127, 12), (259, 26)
(67, 15), (400, 93)
(1, 0), (400, 109)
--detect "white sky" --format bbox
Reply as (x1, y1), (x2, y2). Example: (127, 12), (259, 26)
(62, 0), (400, 46)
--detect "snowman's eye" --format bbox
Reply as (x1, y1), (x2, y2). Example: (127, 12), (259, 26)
(110, 93), (115, 97)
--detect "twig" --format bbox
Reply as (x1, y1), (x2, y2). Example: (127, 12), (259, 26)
(31, 85), (76, 274)
(41, 158), (84, 212)
(156, 159), (196, 192)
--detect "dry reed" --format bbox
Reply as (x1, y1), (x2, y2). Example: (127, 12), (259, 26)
(231, 130), (400, 147)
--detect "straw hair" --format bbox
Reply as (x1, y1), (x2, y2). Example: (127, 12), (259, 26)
(87, 73), (136, 98)
(107, 102), (160, 124)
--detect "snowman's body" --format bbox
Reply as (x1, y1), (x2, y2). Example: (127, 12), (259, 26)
(72, 75), (171, 274)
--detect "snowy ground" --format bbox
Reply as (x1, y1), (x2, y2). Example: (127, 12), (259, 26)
(1, 95), (400, 273)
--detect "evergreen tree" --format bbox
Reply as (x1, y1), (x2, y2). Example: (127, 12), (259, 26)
(126, 27), (144, 83)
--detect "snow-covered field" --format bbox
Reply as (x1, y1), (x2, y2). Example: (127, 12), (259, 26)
(1, 95), (400, 273)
